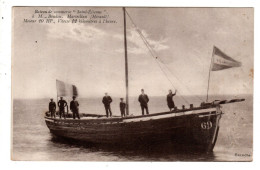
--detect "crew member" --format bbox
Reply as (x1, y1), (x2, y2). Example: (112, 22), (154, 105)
(49, 98), (56, 118)
(70, 96), (80, 119)
(167, 89), (177, 111)
(102, 93), (113, 117)
(119, 98), (126, 117)
(138, 89), (149, 115)
(58, 97), (67, 119)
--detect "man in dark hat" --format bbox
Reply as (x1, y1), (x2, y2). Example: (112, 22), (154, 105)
(138, 89), (149, 115)
(70, 96), (80, 119)
(102, 93), (113, 117)
(49, 98), (56, 118)
(119, 98), (126, 117)
(167, 89), (177, 111)
(58, 97), (67, 119)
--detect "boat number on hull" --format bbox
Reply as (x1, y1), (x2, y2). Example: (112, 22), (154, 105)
(201, 121), (213, 129)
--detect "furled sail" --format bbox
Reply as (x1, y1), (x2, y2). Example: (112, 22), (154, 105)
(56, 79), (78, 97)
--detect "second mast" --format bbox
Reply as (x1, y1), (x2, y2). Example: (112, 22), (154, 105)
(123, 7), (129, 115)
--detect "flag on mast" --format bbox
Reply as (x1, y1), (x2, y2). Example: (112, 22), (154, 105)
(211, 46), (241, 71)
(56, 79), (78, 97)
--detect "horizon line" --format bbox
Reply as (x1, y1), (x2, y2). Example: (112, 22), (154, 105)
(12, 93), (253, 100)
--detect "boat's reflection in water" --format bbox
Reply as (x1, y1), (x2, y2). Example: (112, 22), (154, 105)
(49, 134), (215, 161)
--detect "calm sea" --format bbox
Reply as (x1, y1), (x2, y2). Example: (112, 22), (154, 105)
(12, 95), (253, 161)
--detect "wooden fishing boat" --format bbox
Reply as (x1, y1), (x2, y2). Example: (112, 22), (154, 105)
(44, 7), (245, 152)
(45, 99), (244, 152)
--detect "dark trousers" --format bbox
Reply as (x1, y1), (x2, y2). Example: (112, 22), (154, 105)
(59, 108), (66, 119)
(50, 109), (56, 118)
(141, 105), (149, 115)
(168, 103), (175, 111)
(105, 105), (112, 117)
(120, 109), (125, 117)
(72, 109), (80, 119)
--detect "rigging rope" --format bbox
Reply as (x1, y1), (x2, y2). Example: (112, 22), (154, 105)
(125, 10), (190, 105)
(125, 10), (204, 103)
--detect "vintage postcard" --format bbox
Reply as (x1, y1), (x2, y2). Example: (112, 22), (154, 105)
(12, 7), (253, 161)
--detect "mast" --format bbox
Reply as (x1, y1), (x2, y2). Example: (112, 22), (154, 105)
(206, 46), (215, 102)
(123, 7), (129, 115)
(56, 79), (59, 107)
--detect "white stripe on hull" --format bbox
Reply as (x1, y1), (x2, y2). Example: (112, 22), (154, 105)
(45, 119), (55, 123)
(123, 108), (216, 123)
(45, 108), (217, 124)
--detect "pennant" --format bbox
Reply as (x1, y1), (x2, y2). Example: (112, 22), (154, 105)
(211, 46), (241, 71)
(56, 79), (78, 97)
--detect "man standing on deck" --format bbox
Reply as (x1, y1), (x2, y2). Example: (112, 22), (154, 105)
(49, 98), (56, 118)
(120, 98), (126, 117)
(138, 89), (149, 115)
(102, 93), (113, 117)
(58, 97), (67, 119)
(70, 96), (80, 119)
(167, 89), (177, 111)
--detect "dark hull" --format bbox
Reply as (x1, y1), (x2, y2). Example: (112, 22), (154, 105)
(45, 106), (222, 152)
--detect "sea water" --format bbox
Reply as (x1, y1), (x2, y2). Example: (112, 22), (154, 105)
(12, 95), (253, 161)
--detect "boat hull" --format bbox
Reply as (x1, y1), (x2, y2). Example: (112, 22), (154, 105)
(45, 107), (222, 152)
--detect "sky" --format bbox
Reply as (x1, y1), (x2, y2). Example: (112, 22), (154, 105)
(12, 7), (253, 99)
